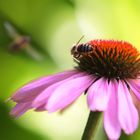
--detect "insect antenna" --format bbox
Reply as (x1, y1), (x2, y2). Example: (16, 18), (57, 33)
(75, 35), (85, 46)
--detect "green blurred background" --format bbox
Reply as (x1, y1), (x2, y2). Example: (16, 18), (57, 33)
(0, 0), (140, 139)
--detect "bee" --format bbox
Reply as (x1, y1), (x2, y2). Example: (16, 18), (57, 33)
(71, 36), (94, 58)
(4, 21), (43, 61)
(4, 21), (30, 52)
(8, 36), (30, 52)
(9, 36), (30, 52)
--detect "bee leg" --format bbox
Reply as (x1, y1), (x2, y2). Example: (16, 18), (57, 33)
(74, 53), (81, 58)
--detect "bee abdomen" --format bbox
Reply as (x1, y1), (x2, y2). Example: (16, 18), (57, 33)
(77, 44), (93, 52)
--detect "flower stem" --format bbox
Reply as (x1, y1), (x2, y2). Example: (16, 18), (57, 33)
(82, 111), (102, 140)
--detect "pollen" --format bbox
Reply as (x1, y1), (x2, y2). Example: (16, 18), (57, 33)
(75, 40), (140, 79)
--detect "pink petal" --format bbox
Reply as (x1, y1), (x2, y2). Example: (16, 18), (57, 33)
(87, 78), (109, 111)
(130, 90), (140, 114)
(118, 80), (139, 134)
(32, 72), (86, 108)
(34, 104), (46, 112)
(127, 79), (140, 100)
(12, 70), (78, 102)
(47, 75), (94, 112)
(104, 80), (121, 139)
(10, 102), (32, 118)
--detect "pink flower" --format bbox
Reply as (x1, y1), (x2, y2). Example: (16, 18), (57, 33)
(10, 40), (140, 140)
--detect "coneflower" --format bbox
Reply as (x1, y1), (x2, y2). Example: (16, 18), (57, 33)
(10, 39), (140, 140)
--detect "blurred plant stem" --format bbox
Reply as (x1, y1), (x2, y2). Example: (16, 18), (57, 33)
(82, 111), (102, 140)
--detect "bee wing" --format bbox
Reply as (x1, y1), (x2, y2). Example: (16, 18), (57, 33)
(4, 21), (19, 39)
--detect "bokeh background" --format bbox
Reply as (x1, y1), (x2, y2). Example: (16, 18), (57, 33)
(0, 0), (140, 140)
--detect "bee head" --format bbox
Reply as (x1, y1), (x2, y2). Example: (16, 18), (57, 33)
(71, 44), (81, 58)
(71, 36), (85, 58)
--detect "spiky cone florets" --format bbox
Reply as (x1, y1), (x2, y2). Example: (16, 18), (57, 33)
(75, 40), (140, 79)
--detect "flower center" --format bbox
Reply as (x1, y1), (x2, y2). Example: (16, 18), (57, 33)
(73, 40), (140, 79)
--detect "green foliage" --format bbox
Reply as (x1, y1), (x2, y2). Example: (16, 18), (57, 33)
(0, 0), (140, 140)
(0, 102), (49, 140)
